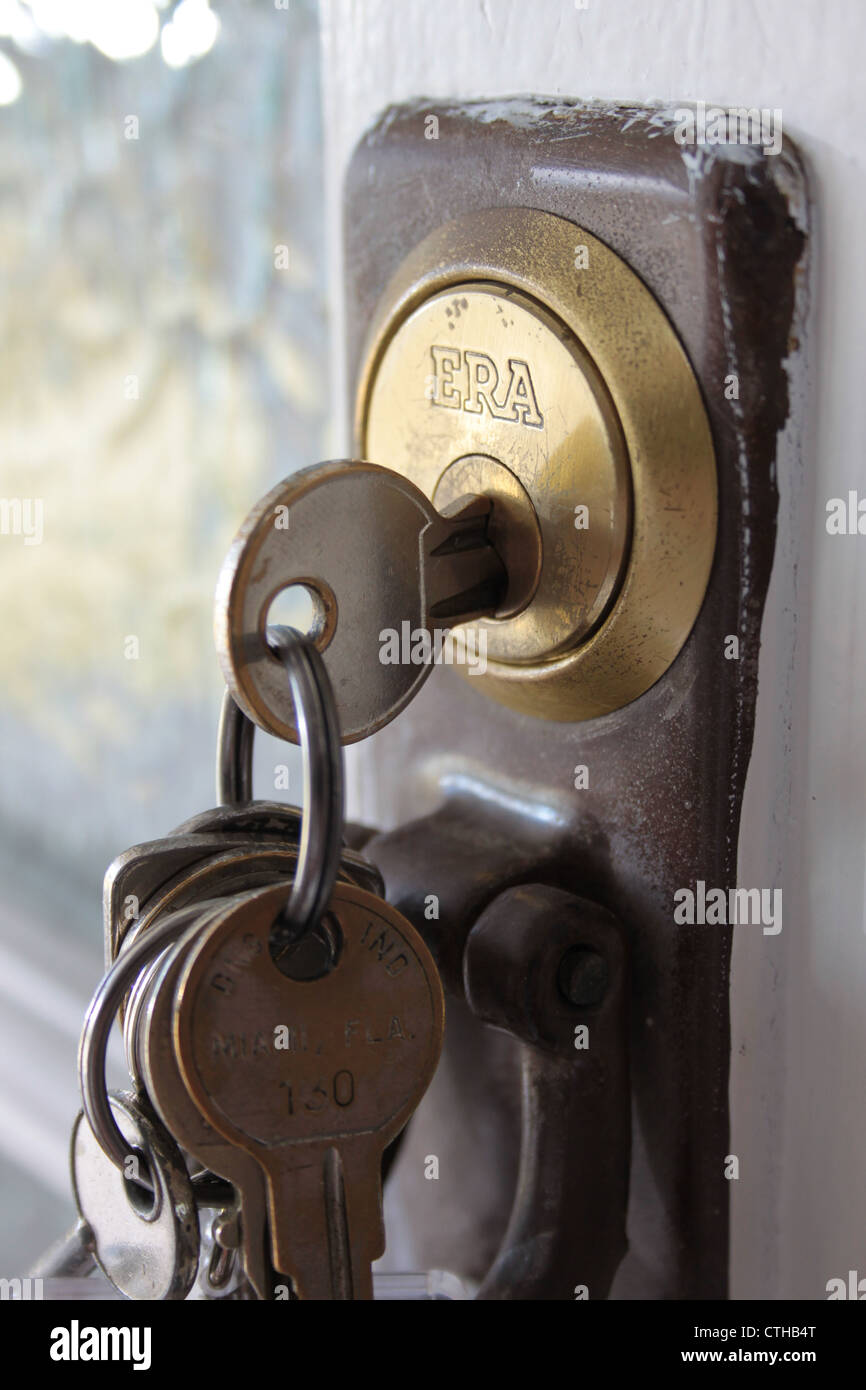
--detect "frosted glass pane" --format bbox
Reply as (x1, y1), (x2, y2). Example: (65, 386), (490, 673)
(0, 0), (325, 1273)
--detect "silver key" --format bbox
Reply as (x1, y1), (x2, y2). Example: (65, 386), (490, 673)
(71, 1090), (199, 1301)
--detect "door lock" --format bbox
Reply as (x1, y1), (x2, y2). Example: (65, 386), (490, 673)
(356, 207), (717, 721)
(217, 210), (717, 736)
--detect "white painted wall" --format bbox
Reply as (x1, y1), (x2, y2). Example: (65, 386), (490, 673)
(320, 0), (866, 1299)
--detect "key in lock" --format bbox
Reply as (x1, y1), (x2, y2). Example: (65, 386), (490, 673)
(215, 225), (716, 740)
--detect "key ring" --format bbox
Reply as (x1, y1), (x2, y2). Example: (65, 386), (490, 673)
(80, 629), (344, 1180)
(216, 624), (344, 945)
(78, 898), (228, 1182)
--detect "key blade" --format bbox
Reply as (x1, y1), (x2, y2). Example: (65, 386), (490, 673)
(264, 1141), (382, 1301)
(422, 494), (507, 624)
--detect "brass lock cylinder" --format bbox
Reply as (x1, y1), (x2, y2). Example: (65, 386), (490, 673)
(355, 208), (717, 721)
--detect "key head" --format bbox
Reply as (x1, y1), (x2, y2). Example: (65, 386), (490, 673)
(214, 460), (439, 744)
(105, 800), (308, 962)
(174, 880), (444, 1152)
(106, 803), (382, 961)
(71, 1090), (199, 1301)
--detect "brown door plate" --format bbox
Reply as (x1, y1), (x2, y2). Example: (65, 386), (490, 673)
(342, 98), (808, 1299)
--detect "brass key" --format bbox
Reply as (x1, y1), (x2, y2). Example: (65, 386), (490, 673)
(172, 880), (444, 1300)
(136, 906), (274, 1302)
(215, 459), (507, 744)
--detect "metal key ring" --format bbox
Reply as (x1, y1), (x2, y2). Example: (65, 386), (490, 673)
(216, 624), (344, 943)
(78, 899), (228, 1182)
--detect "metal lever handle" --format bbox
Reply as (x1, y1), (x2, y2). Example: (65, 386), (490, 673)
(464, 883), (630, 1301)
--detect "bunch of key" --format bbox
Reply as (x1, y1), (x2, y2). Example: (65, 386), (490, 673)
(69, 609), (445, 1301)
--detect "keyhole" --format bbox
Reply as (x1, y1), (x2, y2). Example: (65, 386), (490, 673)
(122, 1150), (160, 1221)
(264, 580), (336, 651)
(269, 910), (343, 982)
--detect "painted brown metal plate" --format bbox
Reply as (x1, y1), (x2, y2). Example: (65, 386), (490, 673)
(343, 98), (808, 1300)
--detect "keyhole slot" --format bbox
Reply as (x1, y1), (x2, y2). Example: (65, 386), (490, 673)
(122, 1149), (160, 1221)
(264, 578), (337, 653)
(269, 910), (343, 982)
